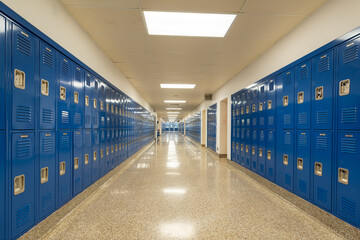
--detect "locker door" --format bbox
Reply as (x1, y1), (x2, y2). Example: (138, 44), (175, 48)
(312, 131), (333, 211)
(111, 89), (115, 128)
(251, 130), (258, 172)
(115, 92), (119, 128)
(71, 65), (83, 129)
(338, 38), (360, 130)
(57, 130), (72, 207)
(336, 132), (360, 226)
(92, 78), (99, 129)
(258, 130), (266, 176)
(258, 84), (266, 128)
(245, 129), (251, 169)
(295, 61), (311, 129)
(295, 130), (311, 200)
(111, 129), (115, 169)
(39, 132), (56, 219)
(100, 130), (106, 177)
(11, 133), (35, 238)
(39, 42), (56, 130)
(0, 16), (5, 130)
(106, 129), (111, 172)
(0, 133), (5, 239)
(266, 130), (275, 182)
(282, 70), (295, 129)
(115, 129), (119, 166)
(84, 72), (92, 129)
(57, 55), (72, 129)
(245, 91), (251, 127)
(275, 73), (284, 185)
(240, 129), (245, 166)
(106, 88), (111, 127)
(72, 130), (82, 196)
(12, 24), (36, 130)
(283, 130), (294, 191)
(266, 79), (276, 129)
(252, 86), (258, 128)
(92, 129), (100, 183)
(231, 96), (236, 161)
(312, 50), (334, 129)
(82, 130), (92, 189)
(100, 83), (106, 128)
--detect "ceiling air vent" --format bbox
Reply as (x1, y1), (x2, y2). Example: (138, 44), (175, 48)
(205, 94), (212, 101)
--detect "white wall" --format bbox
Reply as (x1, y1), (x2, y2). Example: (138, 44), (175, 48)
(184, 0), (360, 159)
(2, 0), (153, 112)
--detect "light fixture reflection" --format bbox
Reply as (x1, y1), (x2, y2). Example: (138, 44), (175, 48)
(163, 188), (186, 195)
(166, 162), (180, 169)
(137, 163), (150, 168)
(166, 172), (180, 176)
(160, 222), (194, 239)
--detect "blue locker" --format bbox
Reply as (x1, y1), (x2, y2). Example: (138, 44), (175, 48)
(92, 129), (100, 183)
(106, 87), (111, 127)
(115, 129), (120, 166)
(12, 24), (36, 130)
(295, 61), (312, 129)
(39, 131), (56, 219)
(111, 89), (115, 128)
(231, 96), (236, 161)
(82, 130), (92, 189)
(283, 130), (295, 191)
(258, 83), (266, 127)
(71, 65), (83, 129)
(100, 130), (106, 177)
(336, 132), (360, 226)
(295, 130), (311, 200)
(57, 55), (72, 129)
(11, 132), (35, 238)
(282, 70), (295, 129)
(312, 50), (334, 129)
(100, 82), (106, 128)
(106, 129), (111, 172)
(251, 130), (258, 172)
(245, 90), (251, 128)
(39, 42), (56, 130)
(72, 130), (83, 196)
(0, 16), (5, 130)
(245, 129), (251, 169)
(240, 92), (245, 127)
(240, 129), (245, 166)
(312, 131), (333, 211)
(0, 133), (5, 239)
(115, 92), (119, 128)
(266, 130), (275, 182)
(57, 130), (72, 207)
(84, 72), (92, 129)
(251, 86), (258, 128)
(111, 129), (115, 169)
(258, 130), (266, 176)
(337, 38), (360, 130)
(275, 73), (284, 185)
(266, 79), (276, 129)
(92, 78), (99, 129)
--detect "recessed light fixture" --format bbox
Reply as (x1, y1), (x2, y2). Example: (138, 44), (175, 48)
(164, 100), (186, 103)
(144, 11), (236, 37)
(167, 112), (180, 114)
(160, 84), (196, 89)
(166, 108), (182, 110)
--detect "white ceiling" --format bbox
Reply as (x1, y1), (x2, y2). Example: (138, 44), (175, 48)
(60, 0), (327, 121)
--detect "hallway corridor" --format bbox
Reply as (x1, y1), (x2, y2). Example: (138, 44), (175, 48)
(26, 133), (342, 240)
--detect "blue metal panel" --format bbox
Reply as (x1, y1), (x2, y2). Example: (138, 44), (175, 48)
(92, 129), (100, 183)
(295, 61), (312, 129)
(258, 84), (266, 128)
(245, 90), (251, 128)
(312, 50), (334, 130)
(57, 130), (72, 207)
(240, 129), (245, 166)
(0, 133), (5, 239)
(82, 130), (92, 189)
(92, 78), (99, 129)
(251, 86), (258, 128)
(111, 129), (115, 169)
(258, 130), (266, 176)
(282, 70), (295, 129)
(295, 130), (311, 200)
(111, 89), (115, 128)
(251, 130), (258, 172)
(266, 79), (276, 129)
(336, 132), (360, 227)
(57, 54), (72, 129)
(11, 132), (35, 238)
(39, 42), (56, 130)
(38, 131), (56, 219)
(84, 72), (92, 129)
(72, 130), (82, 196)
(71, 64), (83, 129)
(115, 129), (120, 166)
(337, 38), (360, 130)
(12, 24), (36, 130)
(106, 87), (111, 127)
(0, 16), (5, 131)
(115, 92), (119, 128)
(312, 131), (333, 212)
(245, 129), (251, 169)
(100, 82), (106, 128)
(100, 130), (106, 177)
(283, 130), (295, 191)
(266, 130), (275, 182)
(106, 129), (111, 172)
(231, 96), (236, 161)
(240, 92), (245, 127)
(275, 73), (284, 185)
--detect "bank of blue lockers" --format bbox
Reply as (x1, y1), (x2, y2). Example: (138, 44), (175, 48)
(186, 111), (201, 143)
(207, 104), (217, 152)
(0, 3), (155, 239)
(230, 26), (360, 229)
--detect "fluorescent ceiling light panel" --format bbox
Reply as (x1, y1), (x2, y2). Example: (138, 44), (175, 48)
(160, 84), (196, 89)
(144, 11), (236, 37)
(167, 112), (180, 114)
(166, 108), (182, 110)
(164, 100), (186, 103)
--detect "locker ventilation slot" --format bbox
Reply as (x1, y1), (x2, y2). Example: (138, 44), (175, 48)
(43, 50), (53, 68)
(268, 132), (274, 141)
(284, 114), (292, 126)
(60, 136), (69, 149)
(17, 34), (31, 56)
(316, 136), (328, 150)
(42, 137), (53, 152)
(316, 111), (329, 124)
(341, 107), (357, 123)
(316, 187), (328, 204)
(284, 134), (292, 145)
(16, 105), (32, 122)
(16, 204), (31, 228)
(298, 113), (307, 125)
(300, 66), (308, 80)
(298, 134), (307, 147)
(61, 61), (69, 76)
(42, 109), (54, 123)
(17, 139), (31, 158)
(61, 111), (69, 124)
(74, 113), (82, 125)
(343, 45), (358, 64)
(340, 197), (356, 217)
(341, 138), (357, 154)
(318, 56), (330, 73)
(41, 193), (53, 211)
(75, 69), (81, 81)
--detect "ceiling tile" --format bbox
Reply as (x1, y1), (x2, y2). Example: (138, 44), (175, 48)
(61, 0), (139, 9)
(110, 51), (155, 63)
(154, 52), (213, 65)
(91, 34), (150, 53)
(158, 63), (208, 73)
(115, 63), (160, 76)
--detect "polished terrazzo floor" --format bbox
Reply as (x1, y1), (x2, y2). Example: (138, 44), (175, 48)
(38, 132), (343, 240)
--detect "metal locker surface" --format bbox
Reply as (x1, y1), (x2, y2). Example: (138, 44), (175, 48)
(258, 130), (266, 177)
(0, 16), (5, 130)
(251, 130), (258, 172)
(106, 129), (111, 172)
(245, 90), (251, 128)
(240, 92), (245, 127)
(106, 87), (111, 127)
(84, 72), (92, 129)
(275, 73), (284, 185)
(258, 83), (266, 128)
(336, 132), (360, 226)
(57, 54), (72, 130)
(92, 78), (99, 129)
(282, 70), (295, 129)
(57, 130), (72, 207)
(11, 132), (35, 238)
(0, 133), (5, 239)
(71, 64), (83, 129)
(245, 129), (251, 169)
(312, 131), (333, 212)
(295, 130), (311, 200)
(283, 130), (294, 191)
(252, 86), (258, 128)
(266, 79), (276, 129)
(100, 82), (106, 128)
(312, 50), (334, 130)
(39, 42), (56, 130)
(100, 130), (106, 177)
(82, 130), (92, 189)
(72, 130), (83, 196)
(266, 130), (275, 182)
(295, 61), (312, 129)
(111, 129), (115, 169)
(92, 129), (100, 183)
(39, 131), (56, 219)
(12, 24), (36, 130)
(240, 129), (245, 166)
(231, 96), (236, 161)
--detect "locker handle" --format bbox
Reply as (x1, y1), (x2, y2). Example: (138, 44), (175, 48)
(246, 106), (249, 114)
(14, 175), (25, 195)
(268, 100), (272, 110)
(14, 69), (25, 89)
(85, 95), (89, 107)
(315, 162), (322, 176)
(297, 158), (303, 170)
(232, 110), (235, 116)
(252, 147), (255, 155)
(245, 145), (249, 153)
(283, 155), (288, 165)
(41, 167), (49, 184)
(241, 107), (244, 115)
(241, 144), (244, 151)
(74, 92), (79, 104)
(283, 96), (288, 107)
(339, 79), (350, 96)
(106, 147), (109, 155)
(259, 148), (263, 157)
(338, 168), (349, 185)
(60, 86), (66, 100)
(297, 92), (304, 104)
(106, 103), (109, 112)
(93, 99), (97, 109)
(41, 79), (49, 96)
(94, 151), (97, 161)
(267, 151), (271, 160)
(60, 162), (66, 176)
(100, 101), (104, 110)
(315, 86), (324, 100)
(84, 154), (89, 165)
(236, 143), (238, 150)
(252, 104), (256, 113)
(259, 102), (263, 111)
(74, 157), (79, 170)
(100, 149), (104, 158)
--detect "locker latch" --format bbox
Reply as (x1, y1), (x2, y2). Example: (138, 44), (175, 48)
(315, 162), (322, 176)
(111, 146), (114, 153)
(60, 162), (66, 176)
(14, 175), (25, 195)
(339, 79), (350, 96)
(74, 157), (79, 170)
(84, 154), (89, 165)
(259, 103), (263, 111)
(297, 92), (304, 104)
(41, 167), (49, 184)
(100, 101), (104, 110)
(246, 106), (249, 114)
(246, 145), (249, 153)
(115, 107), (118, 114)
(232, 142), (234, 148)
(283, 96), (288, 106)
(93, 99), (97, 109)
(106, 103), (109, 112)
(267, 151), (271, 160)
(297, 158), (303, 170)
(60, 86), (66, 100)
(41, 79), (49, 96)
(236, 109), (239, 115)
(101, 149), (104, 158)
(111, 105), (114, 113)
(283, 154), (288, 165)
(232, 110), (235, 116)
(14, 69), (25, 89)
(252, 104), (256, 113)
(259, 148), (263, 157)
(315, 86), (324, 100)
(85, 96), (89, 106)
(241, 108), (244, 115)
(268, 100), (272, 110)
(115, 144), (118, 151)
(338, 168), (349, 185)
(236, 143), (238, 150)
(74, 92), (79, 104)
(241, 144), (244, 151)
(106, 147), (109, 155)
(252, 147), (255, 155)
